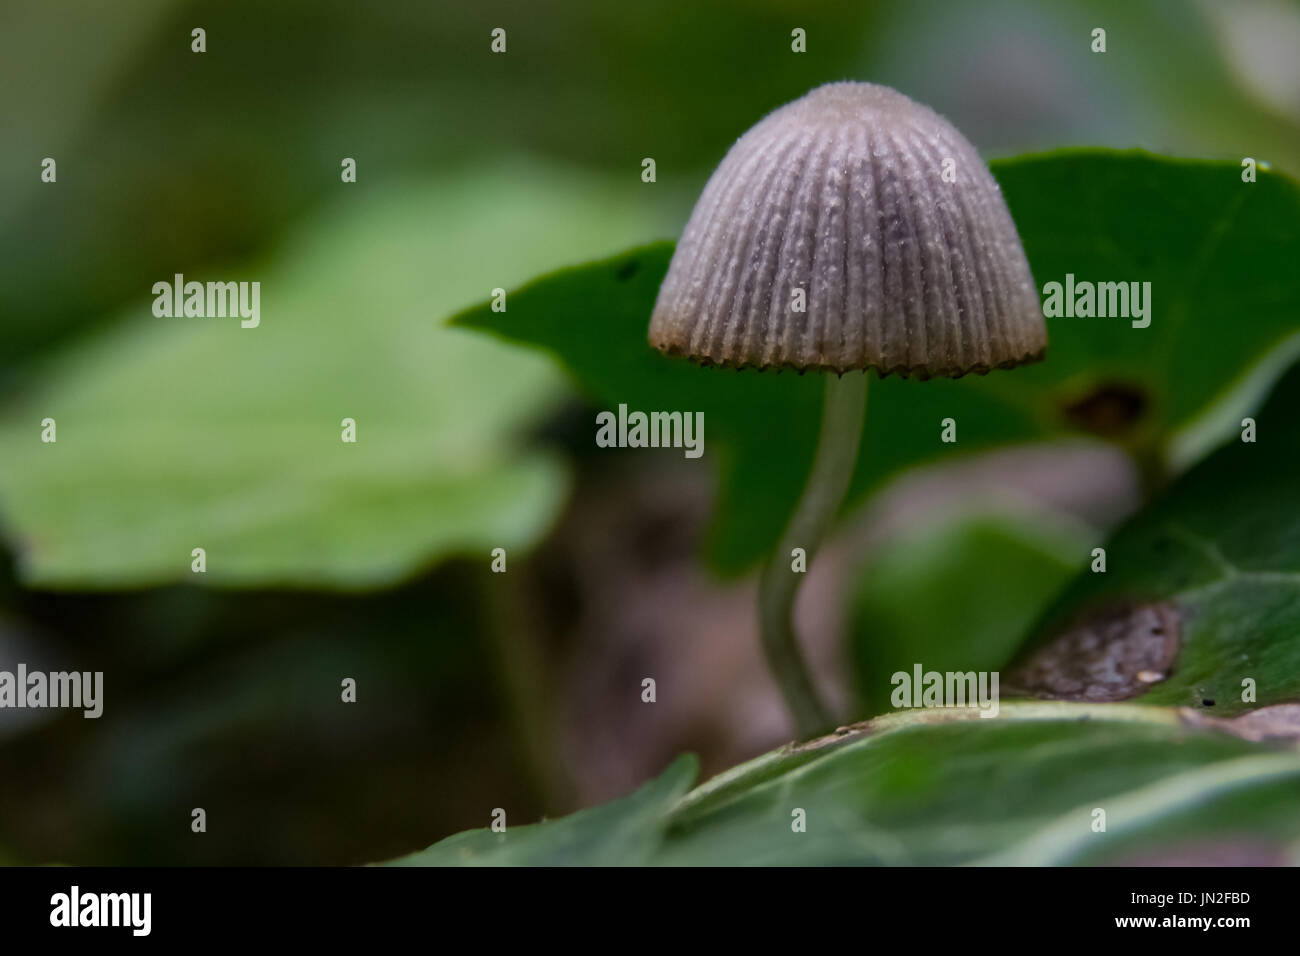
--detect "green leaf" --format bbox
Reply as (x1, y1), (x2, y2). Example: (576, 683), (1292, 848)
(389, 361), (1300, 870)
(0, 165), (674, 589)
(1006, 359), (1300, 716)
(669, 705), (1300, 866)
(385, 755), (697, 866)
(454, 150), (1300, 573)
(850, 514), (1087, 715)
(395, 705), (1300, 866)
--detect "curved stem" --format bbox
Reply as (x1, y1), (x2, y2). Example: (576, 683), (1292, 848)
(758, 372), (868, 739)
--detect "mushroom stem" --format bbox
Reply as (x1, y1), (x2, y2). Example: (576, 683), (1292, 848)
(758, 371), (867, 739)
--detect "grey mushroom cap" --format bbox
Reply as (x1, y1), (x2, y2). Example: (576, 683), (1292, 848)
(648, 82), (1047, 377)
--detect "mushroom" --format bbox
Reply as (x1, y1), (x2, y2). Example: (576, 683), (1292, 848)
(648, 82), (1047, 738)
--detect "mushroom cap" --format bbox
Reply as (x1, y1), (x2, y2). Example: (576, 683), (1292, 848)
(648, 82), (1046, 377)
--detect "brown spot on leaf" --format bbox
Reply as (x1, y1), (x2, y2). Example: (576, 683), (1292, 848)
(785, 720), (872, 755)
(1181, 703), (1300, 741)
(1061, 382), (1149, 436)
(1008, 601), (1180, 701)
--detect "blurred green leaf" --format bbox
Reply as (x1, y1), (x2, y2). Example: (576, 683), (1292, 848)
(851, 514), (1086, 715)
(398, 704), (1300, 866)
(386, 754), (697, 866)
(387, 360), (1300, 867)
(455, 150), (1300, 573)
(0, 1), (883, 366)
(1007, 359), (1300, 716)
(0, 164), (674, 588)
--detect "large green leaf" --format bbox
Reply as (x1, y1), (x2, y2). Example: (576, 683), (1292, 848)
(387, 755), (697, 866)
(454, 150), (1300, 573)
(387, 360), (1300, 865)
(0, 165), (676, 588)
(394, 704), (1300, 866)
(1005, 359), (1300, 716)
(850, 513), (1087, 716)
(664, 704), (1300, 866)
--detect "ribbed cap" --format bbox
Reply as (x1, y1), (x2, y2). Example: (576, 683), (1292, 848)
(648, 82), (1046, 377)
